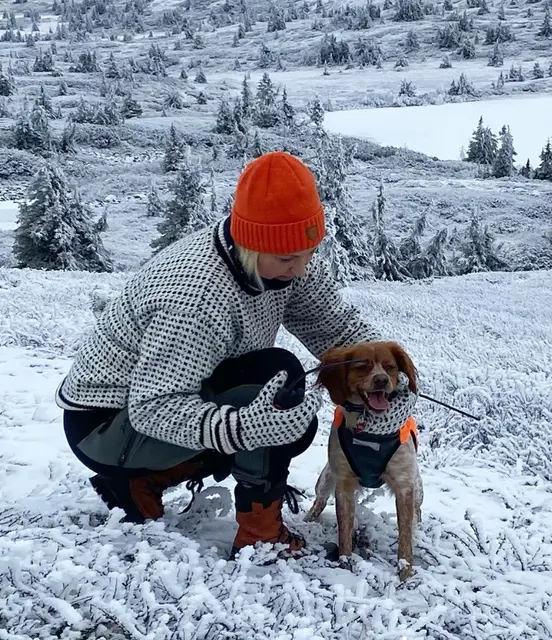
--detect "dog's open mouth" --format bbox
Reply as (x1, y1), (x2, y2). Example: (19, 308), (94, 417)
(359, 389), (390, 412)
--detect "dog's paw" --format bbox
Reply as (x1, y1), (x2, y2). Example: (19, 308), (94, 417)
(338, 555), (355, 572)
(398, 559), (414, 582)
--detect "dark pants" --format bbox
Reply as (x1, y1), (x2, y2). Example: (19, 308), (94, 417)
(64, 348), (318, 508)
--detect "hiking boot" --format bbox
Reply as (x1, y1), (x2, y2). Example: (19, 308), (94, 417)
(230, 486), (306, 559)
(89, 456), (225, 523)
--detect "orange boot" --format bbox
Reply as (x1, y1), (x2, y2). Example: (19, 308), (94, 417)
(230, 486), (305, 559)
(90, 455), (229, 523)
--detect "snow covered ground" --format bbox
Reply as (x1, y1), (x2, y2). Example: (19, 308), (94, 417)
(324, 94), (552, 166)
(2, 266), (552, 639)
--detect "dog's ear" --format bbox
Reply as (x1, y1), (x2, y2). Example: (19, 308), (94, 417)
(389, 342), (418, 393)
(316, 345), (355, 406)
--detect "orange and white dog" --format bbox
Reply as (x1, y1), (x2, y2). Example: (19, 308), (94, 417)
(305, 341), (423, 581)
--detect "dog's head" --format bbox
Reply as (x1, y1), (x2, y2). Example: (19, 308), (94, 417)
(317, 341), (418, 414)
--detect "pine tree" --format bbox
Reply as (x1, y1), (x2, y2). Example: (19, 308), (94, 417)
(317, 204), (352, 286)
(162, 124), (185, 172)
(308, 97), (324, 126)
(121, 94), (143, 118)
(534, 140), (552, 181)
(146, 183), (164, 217)
(214, 98), (235, 134)
(455, 213), (507, 274)
(35, 85), (56, 118)
(372, 182), (411, 281)
(281, 87), (295, 128)
(466, 116), (498, 166)
(267, 4), (286, 31)
(241, 75), (252, 117)
(533, 61), (544, 79)
(253, 72), (280, 128)
(194, 68), (207, 83)
(538, 5), (551, 38)
(309, 133), (371, 275)
(13, 104), (52, 153)
(421, 229), (449, 278)
(152, 149), (207, 252)
(0, 69), (15, 96)
(487, 42), (504, 66)
(399, 212), (426, 264)
(405, 29), (420, 51)
(492, 125), (516, 178)
(105, 52), (121, 79)
(13, 164), (112, 271)
(519, 158), (532, 178)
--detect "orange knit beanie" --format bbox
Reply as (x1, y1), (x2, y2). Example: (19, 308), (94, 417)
(230, 151), (326, 254)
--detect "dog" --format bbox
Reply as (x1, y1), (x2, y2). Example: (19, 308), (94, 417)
(304, 341), (423, 581)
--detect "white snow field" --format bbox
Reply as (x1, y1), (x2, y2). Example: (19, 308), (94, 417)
(324, 94), (552, 166)
(1, 266), (552, 639)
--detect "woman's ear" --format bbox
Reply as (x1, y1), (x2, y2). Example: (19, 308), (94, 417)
(317, 345), (355, 406)
(389, 342), (418, 393)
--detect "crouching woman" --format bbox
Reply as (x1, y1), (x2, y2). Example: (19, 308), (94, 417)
(56, 151), (381, 557)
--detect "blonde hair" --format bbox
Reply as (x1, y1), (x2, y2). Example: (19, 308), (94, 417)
(235, 244), (265, 291)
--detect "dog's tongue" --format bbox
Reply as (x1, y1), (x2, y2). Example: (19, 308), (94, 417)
(368, 391), (390, 411)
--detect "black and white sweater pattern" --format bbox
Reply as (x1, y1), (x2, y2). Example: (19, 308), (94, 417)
(57, 218), (382, 453)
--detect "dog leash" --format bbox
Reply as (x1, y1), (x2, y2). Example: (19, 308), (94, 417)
(274, 359), (482, 421)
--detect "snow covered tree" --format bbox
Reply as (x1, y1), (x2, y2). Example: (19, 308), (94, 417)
(0, 69), (15, 96)
(534, 140), (552, 181)
(533, 62), (544, 79)
(372, 182), (411, 281)
(258, 43), (273, 69)
(538, 5), (551, 38)
(152, 149), (207, 252)
(466, 116), (498, 167)
(393, 0), (424, 21)
(253, 72), (280, 128)
(454, 212), (507, 274)
(162, 124), (185, 172)
(399, 212), (426, 264)
(519, 158), (532, 178)
(12, 104), (52, 153)
(194, 68), (207, 83)
(267, 4), (286, 31)
(105, 52), (121, 79)
(121, 94), (143, 118)
(214, 98), (235, 134)
(241, 75), (252, 118)
(404, 29), (420, 51)
(317, 204), (352, 286)
(146, 183), (164, 217)
(281, 87), (295, 128)
(419, 229), (449, 278)
(308, 97), (324, 126)
(492, 125), (516, 178)
(449, 73), (475, 96)
(487, 42), (503, 66)
(13, 163), (112, 272)
(34, 85), (56, 118)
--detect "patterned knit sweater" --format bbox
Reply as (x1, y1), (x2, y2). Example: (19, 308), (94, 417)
(57, 218), (382, 452)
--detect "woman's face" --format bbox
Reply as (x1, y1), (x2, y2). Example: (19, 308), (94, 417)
(257, 248), (317, 281)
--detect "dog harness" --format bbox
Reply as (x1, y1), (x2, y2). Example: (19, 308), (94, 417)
(333, 406), (418, 489)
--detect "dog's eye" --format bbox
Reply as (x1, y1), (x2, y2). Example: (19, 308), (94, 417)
(384, 363), (397, 371)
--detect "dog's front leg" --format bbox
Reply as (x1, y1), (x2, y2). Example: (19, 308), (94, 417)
(395, 487), (415, 581)
(335, 478), (357, 558)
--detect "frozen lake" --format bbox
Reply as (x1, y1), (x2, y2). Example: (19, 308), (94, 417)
(0, 201), (18, 232)
(324, 94), (552, 167)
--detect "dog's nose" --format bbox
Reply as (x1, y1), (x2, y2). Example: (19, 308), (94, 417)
(372, 374), (389, 389)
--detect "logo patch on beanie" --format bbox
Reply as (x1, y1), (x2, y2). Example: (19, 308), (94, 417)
(306, 225), (319, 241)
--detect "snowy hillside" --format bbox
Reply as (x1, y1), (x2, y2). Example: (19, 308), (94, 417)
(1, 0), (552, 636)
(1, 267), (552, 638)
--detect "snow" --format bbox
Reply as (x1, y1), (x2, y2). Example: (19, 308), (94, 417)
(324, 94), (552, 166)
(0, 201), (19, 232)
(1, 266), (552, 638)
